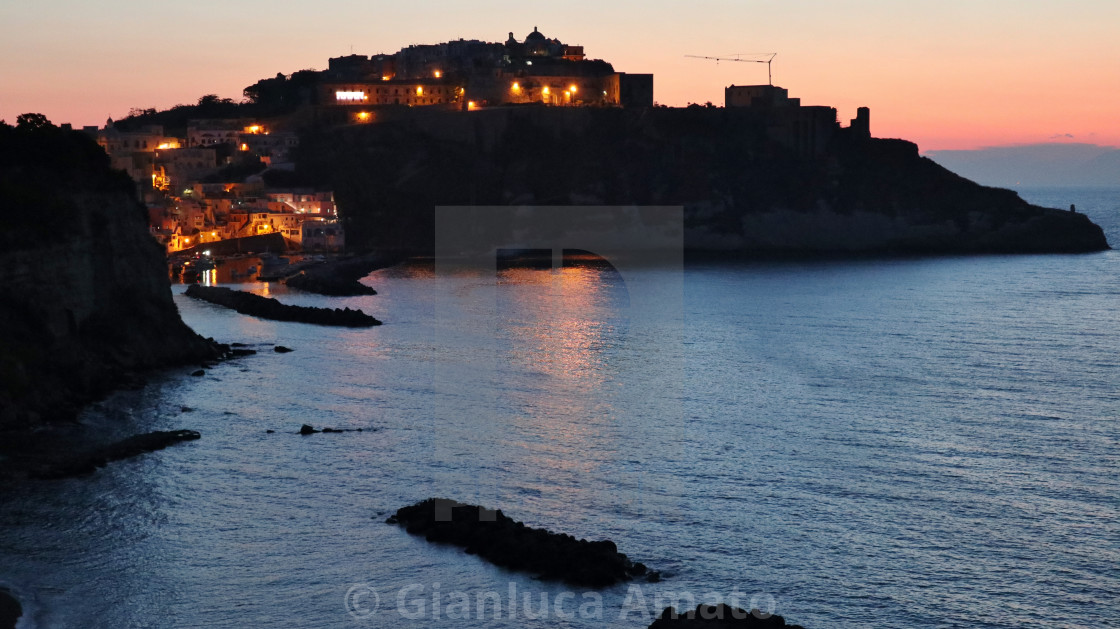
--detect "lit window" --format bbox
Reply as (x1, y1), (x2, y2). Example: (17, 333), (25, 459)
(335, 91), (366, 102)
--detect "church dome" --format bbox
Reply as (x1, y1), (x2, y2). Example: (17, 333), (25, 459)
(525, 26), (546, 43)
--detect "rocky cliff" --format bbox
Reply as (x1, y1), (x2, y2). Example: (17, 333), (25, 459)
(0, 118), (221, 429)
(291, 106), (1108, 254)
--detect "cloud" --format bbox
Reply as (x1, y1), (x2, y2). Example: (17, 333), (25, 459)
(1049, 133), (1076, 139)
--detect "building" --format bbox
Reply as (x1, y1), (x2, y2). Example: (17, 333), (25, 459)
(238, 130), (300, 164)
(318, 28), (653, 112)
(725, 84), (869, 157)
(154, 147), (218, 192)
(725, 85), (800, 109)
(300, 219), (345, 251)
(188, 120), (245, 147)
(96, 123), (178, 154)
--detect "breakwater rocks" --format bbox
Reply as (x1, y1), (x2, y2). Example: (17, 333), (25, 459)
(387, 498), (655, 587)
(184, 285), (381, 327)
(648, 604), (806, 628)
(0, 589), (20, 629)
(285, 253), (399, 296)
(32, 429), (201, 479)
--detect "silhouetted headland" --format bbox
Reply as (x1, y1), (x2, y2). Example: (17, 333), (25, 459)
(109, 27), (1108, 258)
(0, 118), (224, 432)
(286, 106), (1109, 256)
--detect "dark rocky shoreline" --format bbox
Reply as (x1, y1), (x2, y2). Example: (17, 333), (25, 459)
(388, 498), (657, 587)
(29, 429), (201, 479)
(0, 122), (225, 432)
(184, 285), (381, 326)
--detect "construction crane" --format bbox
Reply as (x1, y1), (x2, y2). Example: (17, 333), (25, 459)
(685, 53), (777, 85)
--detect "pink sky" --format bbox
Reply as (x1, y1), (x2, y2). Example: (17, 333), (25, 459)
(3, 0), (1117, 152)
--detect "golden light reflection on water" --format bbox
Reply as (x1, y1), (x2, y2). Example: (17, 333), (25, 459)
(498, 263), (623, 386)
(488, 259), (630, 486)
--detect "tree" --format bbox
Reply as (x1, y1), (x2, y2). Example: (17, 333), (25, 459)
(15, 113), (52, 131)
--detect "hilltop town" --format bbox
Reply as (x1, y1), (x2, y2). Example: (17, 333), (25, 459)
(67, 28), (649, 258)
(68, 27), (880, 260)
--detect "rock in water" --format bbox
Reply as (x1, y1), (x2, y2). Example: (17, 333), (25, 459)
(32, 429), (202, 479)
(0, 589), (20, 629)
(388, 498), (651, 587)
(648, 604), (806, 628)
(284, 252), (400, 296)
(184, 285), (381, 327)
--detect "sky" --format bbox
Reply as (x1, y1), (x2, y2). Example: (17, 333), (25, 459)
(2, 0), (1118, 152)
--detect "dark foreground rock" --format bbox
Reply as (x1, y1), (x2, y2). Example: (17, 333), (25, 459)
(0, 121), (224, 430)
(649, 604), (806, 629)
(0, 589), (20, 629)
(184, 285), (381, 326)
(32, 429), (201, 479)
(387, 498), (653, 587)
(285, 252), (400, 296)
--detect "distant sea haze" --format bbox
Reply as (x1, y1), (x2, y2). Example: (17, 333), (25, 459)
(927, 143), (1120, 187)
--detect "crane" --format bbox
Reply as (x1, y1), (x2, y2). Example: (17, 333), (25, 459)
(685, 53), (777, 85)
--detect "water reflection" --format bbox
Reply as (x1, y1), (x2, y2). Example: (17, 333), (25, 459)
(496, 261), (628, 390)
(168, 255), (308, 285)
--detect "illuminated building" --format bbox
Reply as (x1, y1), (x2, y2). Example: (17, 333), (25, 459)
(318, 28), (653, 112)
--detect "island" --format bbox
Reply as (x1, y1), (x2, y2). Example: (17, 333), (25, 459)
(99, 27), (1106, 259)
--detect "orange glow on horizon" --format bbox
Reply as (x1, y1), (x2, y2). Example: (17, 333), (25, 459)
(4, 3), (1117, 151)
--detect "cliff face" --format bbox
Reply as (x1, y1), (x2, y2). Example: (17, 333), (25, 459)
(0, 121), (219, 429)
(292, 106), (1108, 254)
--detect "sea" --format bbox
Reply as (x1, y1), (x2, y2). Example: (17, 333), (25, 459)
(1, 187), (1117, 628)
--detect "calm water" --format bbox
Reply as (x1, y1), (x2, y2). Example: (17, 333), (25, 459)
(1, 188), (1118, 628)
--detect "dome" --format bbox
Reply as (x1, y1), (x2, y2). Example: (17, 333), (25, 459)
(525, 26), (546, 43)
